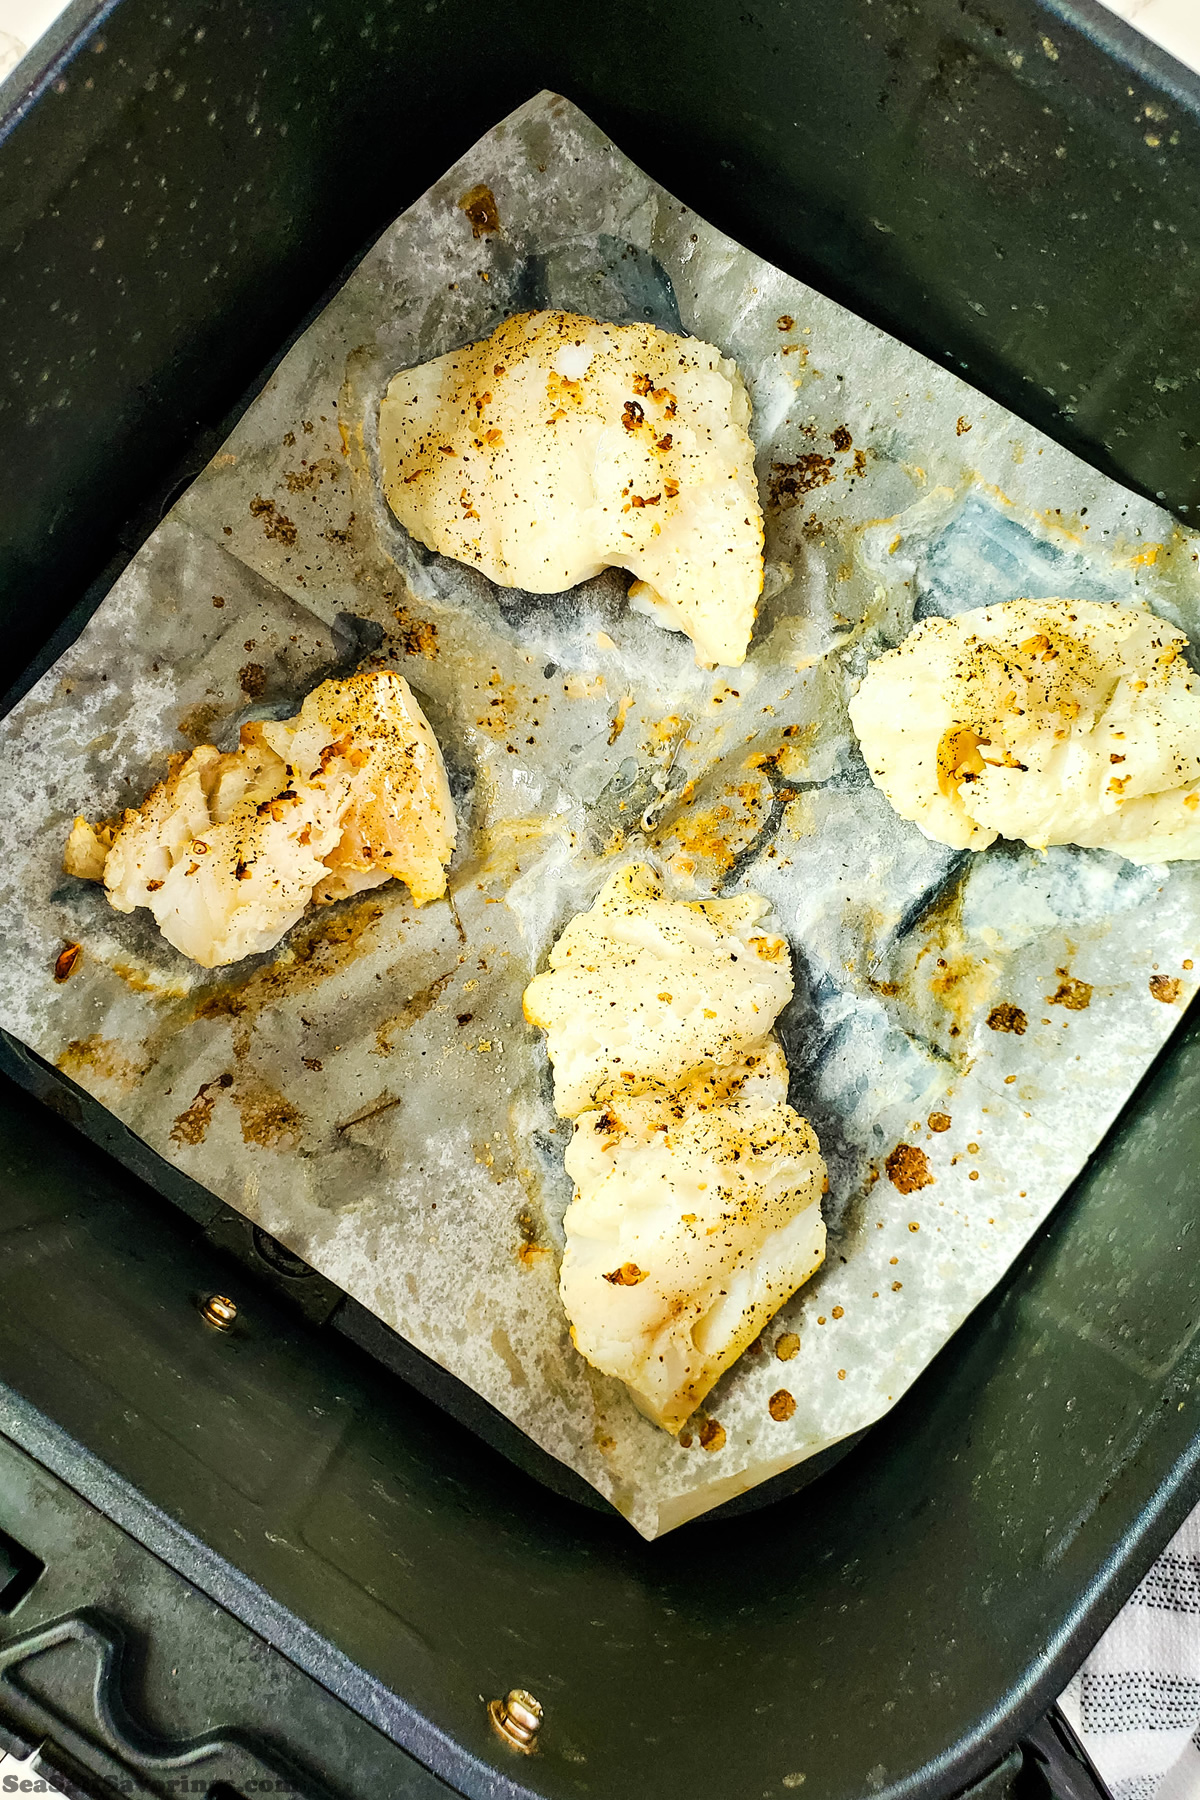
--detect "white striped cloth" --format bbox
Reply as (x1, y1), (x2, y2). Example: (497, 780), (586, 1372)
(1060, 1508), (1200, 1800)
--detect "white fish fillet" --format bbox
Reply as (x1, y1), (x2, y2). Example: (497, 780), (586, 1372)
(849, 597), (1200, 862)
(521, 862), (794, 1118)
(379, 309), (764, 667)
(64, 670), (456, 967)
(523, 863), (825, 1431)
(562, 1044), (826, 1430)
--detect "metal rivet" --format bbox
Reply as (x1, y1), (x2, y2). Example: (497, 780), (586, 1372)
(199, 1293), (237, 1330)
(488, 1688), (542, 1753)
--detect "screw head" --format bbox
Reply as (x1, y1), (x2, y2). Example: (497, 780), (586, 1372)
(488, 1688), (542, 1753)
(200, 1293), (238, 1330)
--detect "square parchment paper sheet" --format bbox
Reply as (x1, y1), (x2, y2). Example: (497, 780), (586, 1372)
(3, 93), (1198, 1539)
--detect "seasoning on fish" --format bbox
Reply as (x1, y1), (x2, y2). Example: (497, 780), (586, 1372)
(850, 598), (1200, 862)
(524, 864), (825, 1431)
(522, 862), (794, 1118)
(63, 670), (456, 967)
(379, 310), (764, 667)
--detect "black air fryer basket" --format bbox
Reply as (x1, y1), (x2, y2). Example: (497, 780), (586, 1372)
(1, 3), (1199, 1797)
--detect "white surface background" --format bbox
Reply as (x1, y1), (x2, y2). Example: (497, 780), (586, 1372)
(2, 0), (1200, 1791)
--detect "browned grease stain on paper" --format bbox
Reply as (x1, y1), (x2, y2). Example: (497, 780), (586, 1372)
(659, 777), (771, 876)
(249, 495), (297, 546)
(491, 1326), (526, 1386)
(170, 1071), (233, 1145)
(515, 1206), (551, 1269)
(459, 182), (500, 237)
(374, 968), (454, 1055)
(110, 961), (193, 1000)
(177, 700), (224, 743)
(394, 608), (438, 657)
(283, 457), (341, 494)
(129, 895), (406, 1149)
(1046, 968), (1092, 1010)
(194, 897), (389, 1036)
(885, 1143), (934, 1193)
(854, 872), (994, 1063)
(768, 455), (835, 507)
(58, 1034), (148, 1091)
(170, 1069), (301, 1151)
(914, 880), (994, 1039)
(236, 1081), (304, 1149)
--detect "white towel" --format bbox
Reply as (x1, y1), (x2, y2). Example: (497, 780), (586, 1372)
(1061, 1508), (1200, 1800)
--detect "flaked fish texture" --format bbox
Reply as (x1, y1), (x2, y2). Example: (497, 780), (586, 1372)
(563, 1044), (826, 1431)
(522, 862), (794, 1118)
(524, 863), (825, 1431)
(63, 670), (456, 967)
(379, 309), (764, 667)
(850, 597), (1200, 862)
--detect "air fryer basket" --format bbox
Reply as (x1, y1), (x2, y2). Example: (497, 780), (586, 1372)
(1, 2), (1200, 1797)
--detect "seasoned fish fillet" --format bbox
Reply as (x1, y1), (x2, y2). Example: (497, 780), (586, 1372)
(64, 670), (456, 967)
(849, 598), (1200, 862)
(379, 309), (764, 667)
(521, 862), (794, 1118)
(524, 866), (824, 1430)
(561, 1043), (826, 1430)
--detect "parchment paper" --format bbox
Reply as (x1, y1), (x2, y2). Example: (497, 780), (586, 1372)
(1, 92), (1198, 1539)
